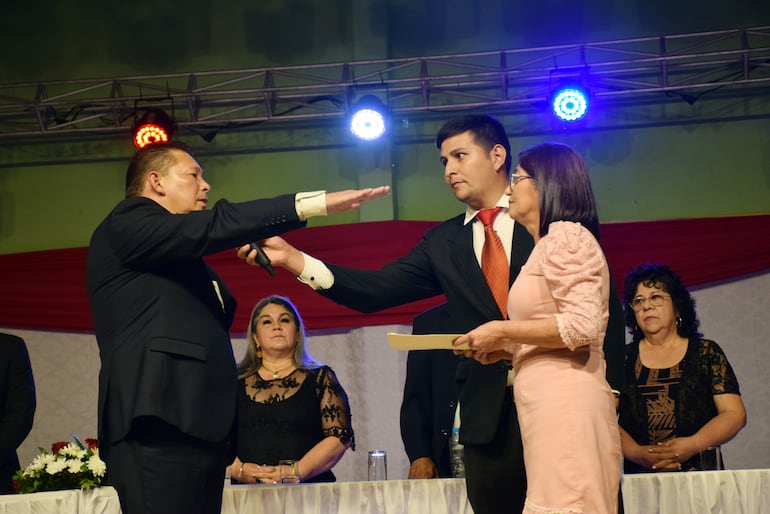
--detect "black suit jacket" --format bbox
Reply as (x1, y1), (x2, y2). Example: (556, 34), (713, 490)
(400, 303), (460, 477)
(86, 195), (306, 456)
(0, 333), (36, 494)
(321, 214), (625, 445)
(322, 214), (534, 444)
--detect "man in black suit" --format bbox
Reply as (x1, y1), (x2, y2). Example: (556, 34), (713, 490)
(0, 333), (36, 494)
(85, 141), (389, 514)
(400, 303), (460, 479)
(245, 114), (625, 514)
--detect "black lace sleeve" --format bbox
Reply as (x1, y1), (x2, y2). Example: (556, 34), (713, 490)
(699, 339), (741, 395)
(676, 338), (741, 438)
(315, 366), (356, 450)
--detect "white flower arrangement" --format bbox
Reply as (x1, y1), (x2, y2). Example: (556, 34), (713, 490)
(13, 436), (109, 493)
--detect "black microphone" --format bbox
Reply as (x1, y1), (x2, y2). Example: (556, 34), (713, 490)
(249, 243), (276, 276)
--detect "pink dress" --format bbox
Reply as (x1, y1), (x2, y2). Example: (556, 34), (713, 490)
(507, 221), (621, 514)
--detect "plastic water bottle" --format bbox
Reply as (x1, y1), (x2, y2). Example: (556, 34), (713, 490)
(449, 426), (465, 478)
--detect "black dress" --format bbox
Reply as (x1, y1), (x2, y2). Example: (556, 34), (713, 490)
(618, 338), (741, 473)
(234, 365), (354, 483)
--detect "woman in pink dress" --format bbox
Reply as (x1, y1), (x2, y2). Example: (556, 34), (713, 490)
(455, 142), (621, 514)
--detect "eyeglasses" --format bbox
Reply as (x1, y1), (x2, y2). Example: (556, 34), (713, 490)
(629, 293), (671, 312)
(509, 173), (534, 188)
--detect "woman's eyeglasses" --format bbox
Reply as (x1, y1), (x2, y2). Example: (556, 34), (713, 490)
(509, 173), (533, 188)
(629, 293), (671, 312)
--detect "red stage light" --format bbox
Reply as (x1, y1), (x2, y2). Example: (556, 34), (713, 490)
(132, 109), (175, 148)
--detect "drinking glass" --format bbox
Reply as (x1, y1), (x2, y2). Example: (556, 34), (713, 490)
(367, 450), (387, 480)
(699, 446), (723, 471)
(279, 459), (300, 484)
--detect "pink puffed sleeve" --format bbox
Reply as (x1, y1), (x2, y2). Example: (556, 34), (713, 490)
(540, 221), (608, 350)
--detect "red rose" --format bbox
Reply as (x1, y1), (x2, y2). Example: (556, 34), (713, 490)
(85, 438), (99, 450)
(51, 441), (69, 454)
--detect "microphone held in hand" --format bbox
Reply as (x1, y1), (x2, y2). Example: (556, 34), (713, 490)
(249, 243), (276, 276)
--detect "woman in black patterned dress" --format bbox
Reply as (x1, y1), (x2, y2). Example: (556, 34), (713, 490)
(230, 295), (354, 484)
(618, 264), (746, 473)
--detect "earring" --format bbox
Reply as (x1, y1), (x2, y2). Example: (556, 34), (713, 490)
(256, 345), (262, 359)
(676, 316), (682, 328)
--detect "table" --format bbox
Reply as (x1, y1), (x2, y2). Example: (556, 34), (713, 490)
(621, 468), (770, 514)
(2, 470), (769, 513)
(0, 479), (473, 514)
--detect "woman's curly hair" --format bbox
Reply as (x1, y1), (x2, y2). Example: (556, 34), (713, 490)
(623, 263), (702, 343)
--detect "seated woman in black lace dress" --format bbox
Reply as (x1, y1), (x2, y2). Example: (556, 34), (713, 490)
(618, 263), (746, 473)
(230, 295), (354, 484)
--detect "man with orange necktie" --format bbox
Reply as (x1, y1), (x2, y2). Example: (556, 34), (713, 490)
(476, 206), (510, 318)
(243, 114), (626, 514)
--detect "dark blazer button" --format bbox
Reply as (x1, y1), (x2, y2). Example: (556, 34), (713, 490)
(440, 428), (448, 436)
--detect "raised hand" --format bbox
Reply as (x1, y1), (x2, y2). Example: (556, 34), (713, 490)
(325, 186), (390, 213)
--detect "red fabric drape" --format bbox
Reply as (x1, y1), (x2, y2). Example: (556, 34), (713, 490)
(1, 215), (768, 334)
(601, 215), (770, 290)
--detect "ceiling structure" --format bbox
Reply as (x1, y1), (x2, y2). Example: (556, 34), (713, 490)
(1, 26), (769, 145)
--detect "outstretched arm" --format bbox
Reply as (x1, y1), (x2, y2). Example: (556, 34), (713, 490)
(237, 186), (390, 273)
(325, 186), (390, 213)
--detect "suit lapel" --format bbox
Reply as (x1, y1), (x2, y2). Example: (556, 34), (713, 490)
(448, 218), (535, 320)
(447, 218), (503, 319)
(203, 262), (237, 328)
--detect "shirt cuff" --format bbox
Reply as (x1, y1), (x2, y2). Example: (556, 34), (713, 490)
(297, 253), (335, 290)
(295, 191), (327, 220)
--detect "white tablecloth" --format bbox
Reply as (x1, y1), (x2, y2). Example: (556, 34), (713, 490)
(0, 479), (473, 514)
(223, 479), (472, 514)
(2, 470), (769, 514)
(621, 468), (770, 514)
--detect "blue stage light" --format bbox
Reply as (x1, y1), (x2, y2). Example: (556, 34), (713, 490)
(348, 95), (388, 141)
(551, 86), (589, 122)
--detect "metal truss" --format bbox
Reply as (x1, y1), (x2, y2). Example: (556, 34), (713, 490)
(1, 26), (770, 143)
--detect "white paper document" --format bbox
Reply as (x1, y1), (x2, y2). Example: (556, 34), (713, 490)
(386, 332), (468, 351)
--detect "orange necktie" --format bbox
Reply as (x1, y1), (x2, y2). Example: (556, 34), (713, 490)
(477, 207), (509, 318)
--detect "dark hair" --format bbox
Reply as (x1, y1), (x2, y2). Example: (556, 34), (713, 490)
(237, 295), (322, 379)
(622, 263), (702, 343)
(124, 141), (194, 197)
(435, 114), (512, 174)
(517, 142), (600, 240)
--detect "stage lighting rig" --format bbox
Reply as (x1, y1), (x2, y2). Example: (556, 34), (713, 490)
(550, 83), (590, 123)
(132, 108), (175, 148)
(348, 95), (388, 141)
